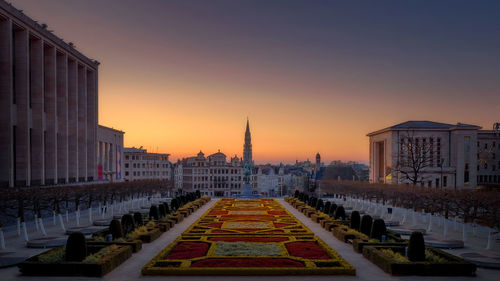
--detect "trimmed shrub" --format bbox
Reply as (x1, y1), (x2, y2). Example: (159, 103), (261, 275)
(66, 232), (87, 262)
(158, 204), (166, 218)
(121, 214), (135, 236)
(149, 205), (159, 221)
(329, 204), (337, 217)
(359, 215), (373, 236)
(324, 201), (332, 215)
(195, 190), (201, 199)
(310, 197), (317, 208)
(334, 206), (345, 220)
(370, 219), (387, 241)
(163, 202), (170, 214)
(408, 231), (425, 262)
(171, 198), (179, 211)
(350, 211), (361, 230)
(109, 219), (123, 240)
(294, 190), (300, 198)
(304, 194), (310, 205)
(133, 212), (143, 226)
(316, 199), (324, 211)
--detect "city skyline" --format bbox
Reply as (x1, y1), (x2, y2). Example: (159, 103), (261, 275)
(9, 0), (500, 164)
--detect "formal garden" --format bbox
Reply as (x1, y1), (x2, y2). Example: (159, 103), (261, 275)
(0, 180), (499, 279)
(142, 198), (355, 275)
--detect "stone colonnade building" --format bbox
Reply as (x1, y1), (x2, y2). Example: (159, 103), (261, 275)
(97, 125), (124, 182)
(368, 120), (500, 189)
(0, 1), (99, 187)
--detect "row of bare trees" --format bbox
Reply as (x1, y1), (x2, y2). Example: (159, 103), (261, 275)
(320, 180), (500, 229)
(0, 180), (173, 228)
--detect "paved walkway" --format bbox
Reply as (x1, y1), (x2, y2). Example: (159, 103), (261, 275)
(0, 198), (498, 280)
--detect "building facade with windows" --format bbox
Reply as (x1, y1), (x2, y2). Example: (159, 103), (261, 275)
(123, 147), (171, 181)
(477, 126), (500, 186)
(367, 121), (481, 189)
(1, 1), (99, 187)
(96, 125), (124, 182)
(180, 151), (255, 197)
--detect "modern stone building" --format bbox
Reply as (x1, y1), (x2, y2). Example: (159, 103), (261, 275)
(97, 125), (124, 182)
(123, 147), (171, 182)
(367, 121), (481, 189)
(0, 1), (99, 187)
(477, 124), (500, 186)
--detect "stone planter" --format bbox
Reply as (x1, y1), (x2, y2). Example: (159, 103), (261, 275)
(362, 245), (476, 276)
(19, 245), (132, 277)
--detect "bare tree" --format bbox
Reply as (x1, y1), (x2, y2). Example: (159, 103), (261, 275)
(394, 131), (435, 185)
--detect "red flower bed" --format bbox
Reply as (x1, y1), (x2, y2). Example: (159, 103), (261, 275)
(205, 223), (223, 228)
(221, 215), (273, 219)
(191, 258), (304, 268)
(274, 223), (292, 228)
(166, 242), (210, 260)
(285, 242), (331, 260)
(233, 229), (267, 232)
(209, 237), (289, 242)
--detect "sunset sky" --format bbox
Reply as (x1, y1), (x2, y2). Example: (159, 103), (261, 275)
(11, 0), (500, 164)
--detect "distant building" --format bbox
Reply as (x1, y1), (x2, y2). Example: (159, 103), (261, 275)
(173, 160), (183, 191)
(123, 147), (171, 181)
(255, 164), (290, 196)
(97, 125), (124, 182)
(477, 125), (500, 186)
(180, 150), (252, 197)
(0, 1), (100, 187)
(367, 121), (482, 189)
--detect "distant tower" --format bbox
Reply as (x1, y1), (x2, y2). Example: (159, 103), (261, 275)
(316, 152), (321, 171)
(243, 118), (253, 165)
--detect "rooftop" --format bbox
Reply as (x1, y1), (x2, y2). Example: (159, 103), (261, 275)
(367, 121), (481, 136)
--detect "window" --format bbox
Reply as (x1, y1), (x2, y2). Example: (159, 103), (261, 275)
(485, 143), (488, 149)
(428, 181), (432, 188)
(435, 178), (440, 188)
(125, 171), (129, 176)
(125, 155), (129, 160)
(464, 163), (470, 184)
(443, 176), (447, 187)
(125, 163), (129, 168)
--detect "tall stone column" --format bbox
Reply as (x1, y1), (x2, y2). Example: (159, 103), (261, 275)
(77, 65), (87, 181)
(43, 44), (57, 185)
(56, 51), (68, 184)
(0, 18), (13, 187)
(86, 70), (96, 181)
(67, 58), (78, 182)
(14, 28), (30, 187)
(30, 36), (44, 186)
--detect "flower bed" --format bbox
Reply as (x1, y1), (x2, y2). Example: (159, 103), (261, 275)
(143, 199), (355, 275)
(182, 199), (313, 237)
(362, 245), (476, 276)
(142, 235), (354, 275)
(19, 244), (132, 277)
